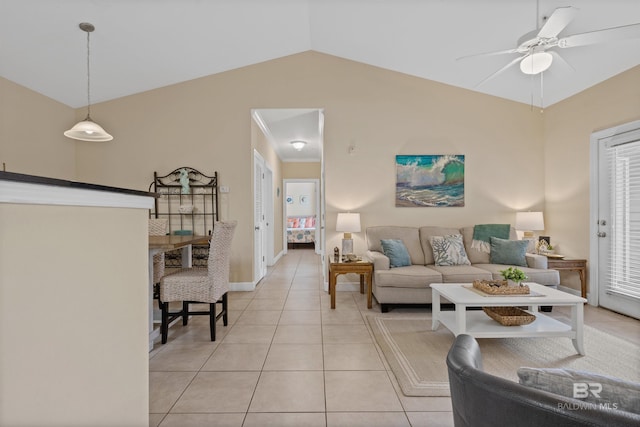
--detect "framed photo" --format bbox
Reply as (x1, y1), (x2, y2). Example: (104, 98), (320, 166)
(396, 155), (465, 207)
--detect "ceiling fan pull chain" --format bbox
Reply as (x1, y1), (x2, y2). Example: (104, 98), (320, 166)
(530, 73), (534, 111)
(540, 72), (544, 113)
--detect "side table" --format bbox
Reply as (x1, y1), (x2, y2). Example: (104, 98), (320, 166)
(328, 260), (374, 309)
(547, 258), (588, 298)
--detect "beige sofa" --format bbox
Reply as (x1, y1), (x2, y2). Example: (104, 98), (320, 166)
(365, 225), (560, 312)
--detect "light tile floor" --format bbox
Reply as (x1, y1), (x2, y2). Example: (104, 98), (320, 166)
(149, 249), (640, 427)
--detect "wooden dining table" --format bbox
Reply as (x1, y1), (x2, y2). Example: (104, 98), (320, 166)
(147, 234), (209, 350)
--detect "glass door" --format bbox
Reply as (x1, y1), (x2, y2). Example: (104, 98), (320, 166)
(596, 124), (640, 319)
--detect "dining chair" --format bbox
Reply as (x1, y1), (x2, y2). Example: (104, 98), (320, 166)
(149, 218), (168, 302)
(159, 220), (237, 344)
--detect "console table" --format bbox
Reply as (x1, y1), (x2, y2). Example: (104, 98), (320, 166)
(547, 258), (587, 298)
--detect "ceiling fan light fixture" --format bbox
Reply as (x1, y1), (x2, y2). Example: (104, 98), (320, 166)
(520, 51), (553, 75)
(290, 140), (306, 151)
(64, 22), (113, 142)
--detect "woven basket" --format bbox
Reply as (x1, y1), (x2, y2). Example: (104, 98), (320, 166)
(483, 306), (536, 326)
(473, 279), (530, 295)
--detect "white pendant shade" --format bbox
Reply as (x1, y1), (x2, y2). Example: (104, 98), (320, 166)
(64, 22), (113, 142)
(64, 118), (113, 142)
(520, 52), (553, 75)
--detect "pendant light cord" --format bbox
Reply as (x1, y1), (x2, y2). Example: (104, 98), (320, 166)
(85, 29), (92, 120)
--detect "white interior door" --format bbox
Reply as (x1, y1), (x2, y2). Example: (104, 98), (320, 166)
(264, 166), (274, 266)
(594, 122), (640, 319)
(253, 150), (267, 283)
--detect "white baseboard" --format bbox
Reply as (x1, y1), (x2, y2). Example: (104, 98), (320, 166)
(558, 285), (593, 305)
(558, 285), (580, 296)
(230, 281), (255, 292)
(323, 281), (360, 293)
(271, 250), (284, 265)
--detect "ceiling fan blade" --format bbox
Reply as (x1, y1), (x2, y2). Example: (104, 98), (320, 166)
(537, 6), (578, 39)
(549, 51), (575, 73)
(558, 22), (640, 48)
(475, 55), (526, 87)
(456, 48), (518, 61)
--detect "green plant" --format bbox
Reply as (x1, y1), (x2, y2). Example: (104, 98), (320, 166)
(499, 267), (528, 284)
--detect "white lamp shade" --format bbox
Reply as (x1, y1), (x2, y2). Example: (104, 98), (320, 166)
(64, 119), (113, 142)
(520, 52), (553, 75)
(336, 212), (361, 233)
(515, 211), (545, 231)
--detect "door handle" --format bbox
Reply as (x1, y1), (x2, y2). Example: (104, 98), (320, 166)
(255, 226), (260, 231)
(597, 231), (606, 237)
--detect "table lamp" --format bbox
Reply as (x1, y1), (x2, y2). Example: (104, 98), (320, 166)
(336, 212), (361, 255)
(515, 211), (544, 239)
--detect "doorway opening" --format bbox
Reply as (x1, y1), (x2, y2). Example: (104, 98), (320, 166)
(251, 108), (325, 284)
(284, 179), (321, 254)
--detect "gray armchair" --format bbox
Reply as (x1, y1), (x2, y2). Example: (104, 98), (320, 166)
(446, 334), (640, 427)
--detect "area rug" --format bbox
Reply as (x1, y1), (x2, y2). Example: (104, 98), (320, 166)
(367, 314), (640, 397)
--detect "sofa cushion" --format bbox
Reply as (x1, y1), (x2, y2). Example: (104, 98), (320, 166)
(461, 225), (518, 264)
(430, 234), (471, 266)
(429, 264), (493, 283)
(490, 237), (528, 266)
(419, 226), (462, 265)
(374, 265), (442, 289)
(475, 264), (560, 287)
(517, 367), (640, 415)
(381, 239), (412, 268)
(366, 226), (424, 265)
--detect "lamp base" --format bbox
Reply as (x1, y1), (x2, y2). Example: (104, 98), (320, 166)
(522, 231), (535, 239)
(341, 238), (353, 255)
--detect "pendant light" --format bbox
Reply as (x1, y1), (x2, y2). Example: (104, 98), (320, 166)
(64, 22), (113, 142)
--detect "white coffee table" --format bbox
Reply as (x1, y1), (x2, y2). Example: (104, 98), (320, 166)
(431, 283), (587, 355)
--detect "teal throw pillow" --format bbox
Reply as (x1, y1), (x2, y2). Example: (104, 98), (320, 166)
(380, 239), (412, 268)
(489, 237), (528, 267)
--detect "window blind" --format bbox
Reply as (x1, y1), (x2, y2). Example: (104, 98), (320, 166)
(606, 138), (640, 300)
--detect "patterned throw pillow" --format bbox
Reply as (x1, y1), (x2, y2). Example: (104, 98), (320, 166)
(430, 234), (471, 266)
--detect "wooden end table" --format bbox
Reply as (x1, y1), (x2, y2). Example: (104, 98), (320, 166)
(546, 258), (587, 298)
(328, 259), (373, 309)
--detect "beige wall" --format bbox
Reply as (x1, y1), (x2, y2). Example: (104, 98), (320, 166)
(72, 52), (545, 282)
(543, 65), (640, 292)
(0, 77), (76, 179)
(0, 203), (149, 426)
(252, 116), (285, 258)
(283, 161), (321, 179)
(4, 53), (638, 290)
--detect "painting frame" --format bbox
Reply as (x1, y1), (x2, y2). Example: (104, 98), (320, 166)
(395, 154), (465, 207)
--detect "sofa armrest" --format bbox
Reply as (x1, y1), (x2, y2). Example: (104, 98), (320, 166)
(526, 253), (548, 269)
(367, 250), (390, 270)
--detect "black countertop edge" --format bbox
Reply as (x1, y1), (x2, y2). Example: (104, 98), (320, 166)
(0, 171), (158, 198)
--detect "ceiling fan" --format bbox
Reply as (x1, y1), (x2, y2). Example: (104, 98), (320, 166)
(461, 6), (640, 86)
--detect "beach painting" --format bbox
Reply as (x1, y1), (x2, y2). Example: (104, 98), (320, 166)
(396, 155), (465, 207)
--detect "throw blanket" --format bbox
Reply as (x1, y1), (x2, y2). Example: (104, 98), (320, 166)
(471, 224), (510, 253)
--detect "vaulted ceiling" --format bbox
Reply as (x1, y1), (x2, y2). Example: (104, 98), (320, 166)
(3, 1), (639, 161)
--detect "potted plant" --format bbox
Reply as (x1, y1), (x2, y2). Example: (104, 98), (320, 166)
(499, 267), (528, 287)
